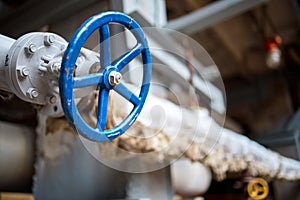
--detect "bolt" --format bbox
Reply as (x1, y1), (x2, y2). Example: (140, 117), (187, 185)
(44, 35), (55, 46)
(25, 44), (37, 54)
(47, 95), (57, 104)
(115, 73), (122, 82)
(27, 88), (39, 99)
(60, 45), (66, 51)
(17, 66), (30, 77)
(108, 71), (122, 86)
(50, 63), (61, 74)
(38, 66), (47, 72)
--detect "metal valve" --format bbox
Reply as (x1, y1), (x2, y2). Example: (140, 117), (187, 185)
(0, 12), (151, 141)
(59, 11), (152, 141)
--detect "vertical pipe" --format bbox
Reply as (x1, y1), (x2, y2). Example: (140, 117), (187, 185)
(294, 131), (300, 160)
(0, 121), (35, 192)
(0, 34), (16, 92)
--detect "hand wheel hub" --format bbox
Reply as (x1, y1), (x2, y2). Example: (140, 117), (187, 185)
(108, 71), (122, 86)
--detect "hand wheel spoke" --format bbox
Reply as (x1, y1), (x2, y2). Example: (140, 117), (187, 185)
(99, 24), (111, 67)
(114, 83), (140, 106)
(74, 73), (103, 88)
(113, 43), (143, 71)
(96, 88), (109, 131)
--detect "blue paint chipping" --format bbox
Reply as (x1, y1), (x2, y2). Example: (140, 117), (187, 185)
(59, 11), (152, 142)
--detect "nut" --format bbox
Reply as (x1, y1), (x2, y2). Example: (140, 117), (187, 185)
(27, 88), (39, 99)
(108, 71), (122, 86)
(44, 35), (55, 46)
(17, 66), (30, 77)
(46, 95), (57, 104)
(50, 63), (61, 74)
(25, 44), (37, 54)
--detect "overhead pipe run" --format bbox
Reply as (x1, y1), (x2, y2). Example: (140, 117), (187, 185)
(166, 0), (268, 34)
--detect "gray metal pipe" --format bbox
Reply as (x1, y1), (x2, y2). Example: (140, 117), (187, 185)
(0, 34), (16, 92)
(166, 0), (268, 34)
(0, 121), (35, 191)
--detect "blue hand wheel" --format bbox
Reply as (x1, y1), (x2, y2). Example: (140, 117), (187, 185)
(59, 11), (151, 141)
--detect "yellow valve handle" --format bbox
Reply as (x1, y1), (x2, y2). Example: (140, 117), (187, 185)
(247, 178), (269, 200)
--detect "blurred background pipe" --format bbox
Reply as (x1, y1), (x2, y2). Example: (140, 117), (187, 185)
(0, 121), (35, 192)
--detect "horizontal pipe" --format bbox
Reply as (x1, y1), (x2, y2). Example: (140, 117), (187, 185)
(166, 0), (268, 34)
(108, 91), (300, 181)
(0, 34), (16, 92)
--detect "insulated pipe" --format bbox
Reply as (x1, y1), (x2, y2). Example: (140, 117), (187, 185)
(0, 34), (16, 92)
(108, 91), (300, 181)
(0, 121), (35, 192)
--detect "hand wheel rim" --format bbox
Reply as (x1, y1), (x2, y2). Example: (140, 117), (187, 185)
(59, 11), (152, 141)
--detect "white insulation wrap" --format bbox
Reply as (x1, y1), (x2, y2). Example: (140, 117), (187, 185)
(43, 90), (300, 181)
(111, 92), (300, 181)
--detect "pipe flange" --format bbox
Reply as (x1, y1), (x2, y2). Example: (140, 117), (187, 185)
(7, 32), (67, 117)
